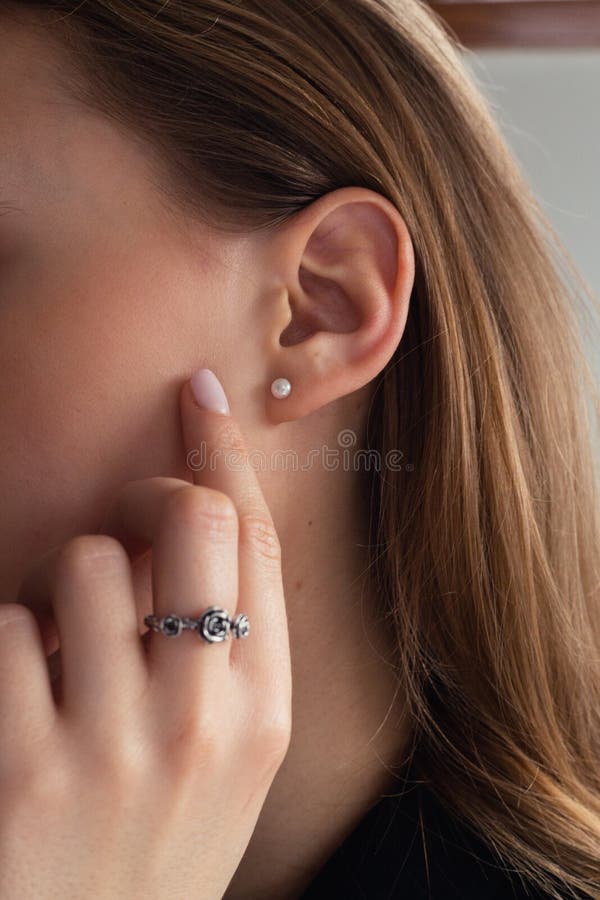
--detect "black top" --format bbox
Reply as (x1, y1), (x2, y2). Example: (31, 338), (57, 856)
(299, 772), (565, 900)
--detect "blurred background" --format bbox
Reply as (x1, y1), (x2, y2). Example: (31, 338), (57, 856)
(429, 0), (600, 380)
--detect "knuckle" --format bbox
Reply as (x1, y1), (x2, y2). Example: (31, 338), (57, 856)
(0, 603), (35, 631)
(163, 713), (222, 775)
(57, 534), (127, 577)
(1, 754), (69, 810)
(256, 728), (291, 774)
(253, 709), (292, 768)
(82, 727), (151, 789)
(167, 486), (238, 532)
(240, 513), (281, 563)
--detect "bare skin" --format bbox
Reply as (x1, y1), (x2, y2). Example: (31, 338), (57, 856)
(0, 13), (415, 899)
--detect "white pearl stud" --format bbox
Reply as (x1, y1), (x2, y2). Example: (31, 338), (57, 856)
(271, 377), (292, 399)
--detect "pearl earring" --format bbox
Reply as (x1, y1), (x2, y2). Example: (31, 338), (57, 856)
(271, 377), (292, 399)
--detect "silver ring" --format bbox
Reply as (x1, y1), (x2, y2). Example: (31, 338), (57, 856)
(144, 606), (250, 644)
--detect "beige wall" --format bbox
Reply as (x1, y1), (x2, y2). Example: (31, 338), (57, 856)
(463, 49), (600, 381)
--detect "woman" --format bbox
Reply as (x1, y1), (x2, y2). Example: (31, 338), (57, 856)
(0, 1), (598, 898)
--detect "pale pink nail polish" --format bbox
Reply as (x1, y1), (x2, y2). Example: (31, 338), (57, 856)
(190, 369), (230, 415)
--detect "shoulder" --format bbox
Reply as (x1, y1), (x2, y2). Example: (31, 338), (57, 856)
(300, 776), (564, 899)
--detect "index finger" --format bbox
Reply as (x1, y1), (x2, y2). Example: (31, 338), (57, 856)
(184, 372), (274, 526)
(184, 371), (291, 690)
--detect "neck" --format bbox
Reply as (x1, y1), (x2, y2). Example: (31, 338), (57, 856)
(223, 428), (411, 899)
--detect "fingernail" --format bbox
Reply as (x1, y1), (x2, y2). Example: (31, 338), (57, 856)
(189, 368), (230, 415)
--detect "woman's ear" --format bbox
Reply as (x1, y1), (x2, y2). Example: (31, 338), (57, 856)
(262, 186), (415, 422)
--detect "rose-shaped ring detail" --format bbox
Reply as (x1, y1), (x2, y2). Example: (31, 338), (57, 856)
(144, 607), (251, 644)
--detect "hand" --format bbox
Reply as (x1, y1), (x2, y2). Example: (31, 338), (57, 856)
(0, 375), (292, 900)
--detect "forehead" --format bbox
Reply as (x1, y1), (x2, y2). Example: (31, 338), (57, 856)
(0, 12), (165, 219)
(0, 16), (77, 202)
(0, 9), (79, 130)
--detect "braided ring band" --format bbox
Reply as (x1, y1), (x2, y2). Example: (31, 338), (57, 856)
(144, 606), (250, 644)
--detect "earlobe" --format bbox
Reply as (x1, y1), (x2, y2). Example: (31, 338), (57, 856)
(263, 187), (415, 423)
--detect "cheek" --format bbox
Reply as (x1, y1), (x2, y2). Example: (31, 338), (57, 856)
(0, 253), (192, 598)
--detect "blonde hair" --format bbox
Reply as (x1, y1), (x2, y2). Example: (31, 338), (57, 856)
(6, 1), (600, 896)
